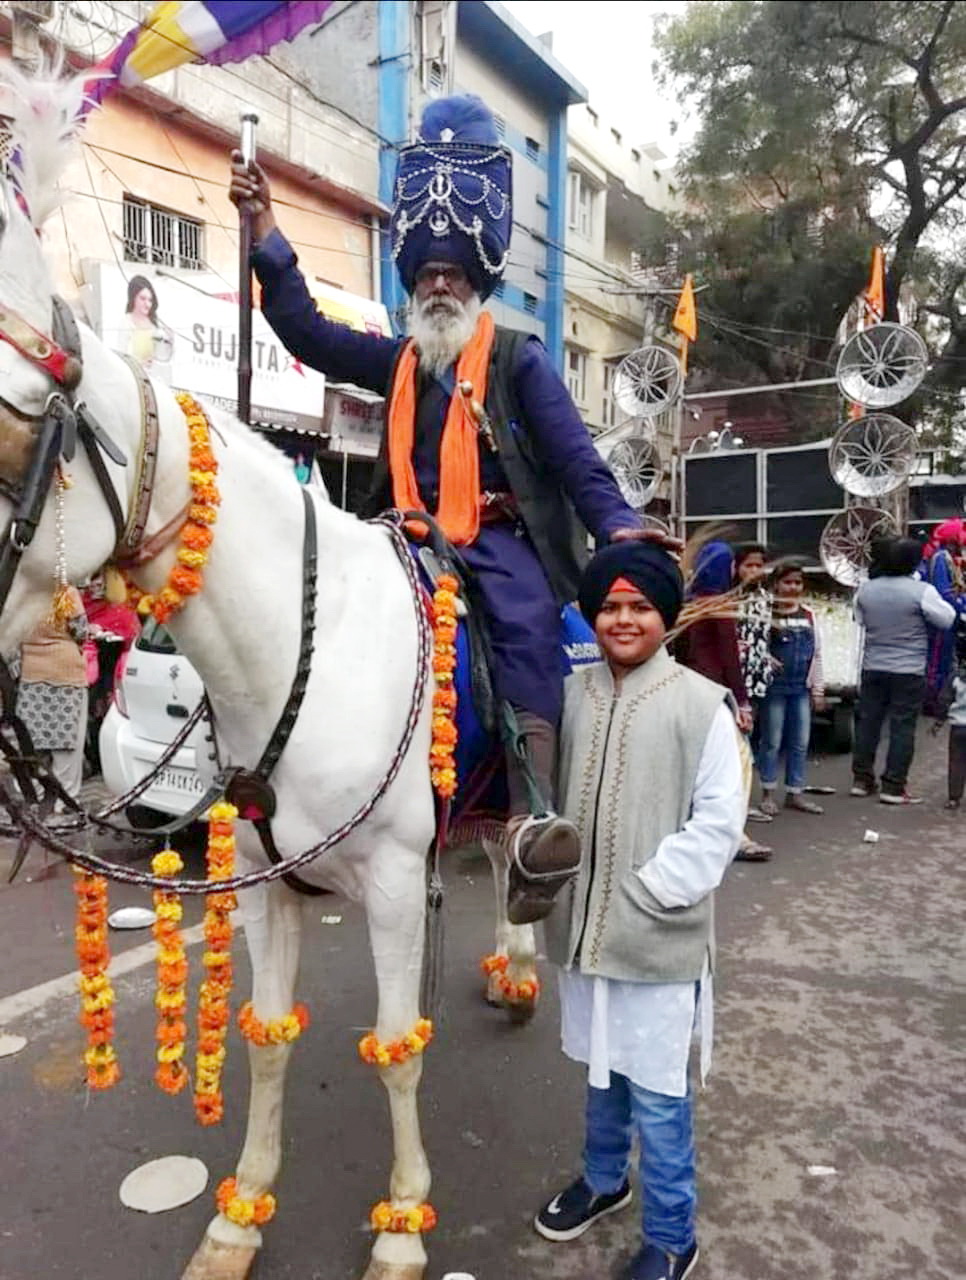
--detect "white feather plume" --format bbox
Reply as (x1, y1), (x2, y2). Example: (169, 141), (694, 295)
(0, 60), (100, 227)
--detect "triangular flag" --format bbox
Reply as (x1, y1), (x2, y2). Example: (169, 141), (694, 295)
(864, 246), (885, 324)
(672, 274), (697, 342)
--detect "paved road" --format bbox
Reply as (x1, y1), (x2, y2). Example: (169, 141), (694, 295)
(0, 733), (963, 1280)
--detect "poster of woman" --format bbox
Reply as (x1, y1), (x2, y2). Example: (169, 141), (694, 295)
(120, 274), (174, 380)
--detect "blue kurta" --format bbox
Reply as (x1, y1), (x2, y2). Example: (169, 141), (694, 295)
(252, 230), (637, 723)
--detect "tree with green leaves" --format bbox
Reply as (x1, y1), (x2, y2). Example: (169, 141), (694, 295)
(652, 0), (966, 450)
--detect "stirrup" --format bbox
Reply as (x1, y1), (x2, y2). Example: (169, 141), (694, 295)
(508, 813), (580, 883)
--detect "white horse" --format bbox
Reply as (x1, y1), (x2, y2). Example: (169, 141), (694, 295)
(0, 70), (538, 1280)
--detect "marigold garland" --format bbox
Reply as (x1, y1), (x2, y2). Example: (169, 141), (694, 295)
(369, 1201), (438, 1234)
(430, 574), (459, 799)
(358, 1018), (434, 1068)
(130, 392), (220, 625)
(215, 1177), (276, 1228)
(193, 802), (238, 1126)
(73, 868), (120, 1090)
(238, 1001), (310, 1047)
(480, 953), (540, 1004)
(152, 850), (188, 1094)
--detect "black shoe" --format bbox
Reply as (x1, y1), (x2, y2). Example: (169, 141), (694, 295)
(624, 1240), (699, 1280)
(507, 813), (581, 925)
(534, 1176), (632, 1241)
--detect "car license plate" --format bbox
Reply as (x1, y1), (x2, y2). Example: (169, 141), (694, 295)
(156, 766), (205, 796)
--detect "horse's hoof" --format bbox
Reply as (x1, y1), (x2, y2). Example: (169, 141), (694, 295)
(506, 993), (539, 1025)
(361, 1263), (426, 1280)
(485, 970), (504, 1007)
(181, 1236), (258, 1280)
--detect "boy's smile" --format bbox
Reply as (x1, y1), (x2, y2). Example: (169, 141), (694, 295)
(595, 587), (668, 672)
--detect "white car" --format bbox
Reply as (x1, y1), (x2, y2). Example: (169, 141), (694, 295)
(99, 619), (212, 824)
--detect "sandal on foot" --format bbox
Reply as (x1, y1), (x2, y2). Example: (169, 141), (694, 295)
(758, 797), (779, 818)
(785, 794), (824, 814)
(735, 839), (773, 862)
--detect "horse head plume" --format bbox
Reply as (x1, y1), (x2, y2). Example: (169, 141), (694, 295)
(0, 60), (95, 229)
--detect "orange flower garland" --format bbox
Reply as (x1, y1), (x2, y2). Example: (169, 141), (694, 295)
(152, 850), (189, 1095)
(215, 1177), (276, 1228)
(369, 1201), (438, 1234)
(358, 1018), (434, 1068)
(238, 1002), (310, 1047)
(73, 868), (120, 1090)
(480, 953), (540, 1004)
(194, 802), (238, 1126)
(430, 574), (459, 799)
(133, 392), (220, 626)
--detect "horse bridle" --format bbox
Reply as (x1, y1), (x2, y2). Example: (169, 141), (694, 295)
(0, 295), (134, 618)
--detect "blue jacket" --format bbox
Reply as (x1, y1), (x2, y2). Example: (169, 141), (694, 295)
(252, 231), (638, 598)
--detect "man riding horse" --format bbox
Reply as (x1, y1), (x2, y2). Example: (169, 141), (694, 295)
(229, 94), (657, 924)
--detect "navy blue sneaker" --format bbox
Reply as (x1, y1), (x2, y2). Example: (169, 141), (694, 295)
(624, 1240), (699, 1280)
(534, 1176), (632, 1241)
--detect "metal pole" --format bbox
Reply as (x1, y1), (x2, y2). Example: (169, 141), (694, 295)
(683, 375), (838, 402)
(237, 111), (259, 425)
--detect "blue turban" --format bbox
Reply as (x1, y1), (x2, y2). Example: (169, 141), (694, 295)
(578, 543), (684, 633)
(390, 95), (512, 300)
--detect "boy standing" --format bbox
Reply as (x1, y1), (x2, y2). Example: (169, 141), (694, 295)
(536, 543), (744, 1280)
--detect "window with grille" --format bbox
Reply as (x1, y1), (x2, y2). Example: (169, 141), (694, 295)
(525, 137), (540, 162)
(493, 113), (507, 139)
(123, 196), (204, 270)
(523, 292), (538, 316)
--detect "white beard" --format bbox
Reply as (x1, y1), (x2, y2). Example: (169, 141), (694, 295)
(408, 292), (482, 378)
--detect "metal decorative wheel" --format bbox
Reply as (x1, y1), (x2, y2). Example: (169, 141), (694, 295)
(598, 436), (662, 510)
(828, 413), (918, 498)
(613, 345), (682, 419)
(819, 506), (899, 587)
(836, 322), (928, 409)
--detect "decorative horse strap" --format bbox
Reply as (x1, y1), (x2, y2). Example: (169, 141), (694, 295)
(221, 487), (326, 897)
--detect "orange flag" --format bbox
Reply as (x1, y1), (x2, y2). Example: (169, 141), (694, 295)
(672, 273), (698, 342)
(864, 246), (885, 324)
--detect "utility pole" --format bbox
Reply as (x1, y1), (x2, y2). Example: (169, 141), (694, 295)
(10, 2), (51, 70)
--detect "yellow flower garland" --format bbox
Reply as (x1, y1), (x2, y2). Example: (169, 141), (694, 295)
(358, 1018), (434, 1068)
(74, 868), (120, 1090)
(152, 850), (188, 1095)
(480, 953), (540, 1004)
(238, 1001), (310, 1047)
(194, 802), (238, 1126)
(429, 574), (459, 799)
(130, 392), (220, 626)
(216, 1177), (276, 1228)
(369, 1201), (438, 1234)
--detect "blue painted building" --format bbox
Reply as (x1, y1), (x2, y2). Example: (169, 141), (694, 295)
(375, 1), (586, 370)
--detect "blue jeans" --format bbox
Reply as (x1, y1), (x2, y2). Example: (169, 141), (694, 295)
(756, 689), (811, 791)
(583, 1072), (695, 1254)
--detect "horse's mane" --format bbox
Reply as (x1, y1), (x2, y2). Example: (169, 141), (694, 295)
(0, 60), (92, 228)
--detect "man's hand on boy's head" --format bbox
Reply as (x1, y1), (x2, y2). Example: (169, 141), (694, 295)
(609, 526), (684, 556)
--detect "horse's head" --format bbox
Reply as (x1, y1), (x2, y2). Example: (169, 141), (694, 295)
(0, 65), (120, 654)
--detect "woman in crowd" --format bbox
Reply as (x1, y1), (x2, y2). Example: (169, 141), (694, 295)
(921, 519), (964, 716)
(676, 540), (752, 727)
(756, 559), (825, 816)
(16, 586), (90, 807)
(733, 543), (774, 857)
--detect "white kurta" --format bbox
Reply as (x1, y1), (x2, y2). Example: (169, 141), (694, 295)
(558, 703), (744, 1098)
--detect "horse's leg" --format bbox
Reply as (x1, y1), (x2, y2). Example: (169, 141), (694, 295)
(182, 879), (303, 1280)
(360, 847), (432, 1280)
(482, 835), (539, 1023)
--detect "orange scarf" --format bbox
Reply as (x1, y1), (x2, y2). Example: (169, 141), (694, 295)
(387, 310), (495, 546)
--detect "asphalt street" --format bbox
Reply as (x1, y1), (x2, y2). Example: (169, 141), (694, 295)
(0, 731), (963, 1280)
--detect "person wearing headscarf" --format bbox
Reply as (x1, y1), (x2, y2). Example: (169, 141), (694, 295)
(675, 541), (751, 726)
(538, 541), (743, 1280)
(920, 518), (965, 716)
(230, 95), (664, 923)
